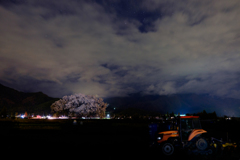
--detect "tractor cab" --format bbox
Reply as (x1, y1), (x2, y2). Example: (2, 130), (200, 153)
(180, 116), (202, 141)
(152, 116), (205, 144)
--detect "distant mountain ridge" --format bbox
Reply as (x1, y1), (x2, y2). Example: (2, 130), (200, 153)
(105, 92), (240, 117)
(0, 83), (59, 114)
(1, 83), (240, 117)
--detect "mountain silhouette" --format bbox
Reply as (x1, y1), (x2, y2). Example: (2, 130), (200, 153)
(0, 83), (59, 115)
(1, 83), (240, 117)
(105, 93), (240, 117)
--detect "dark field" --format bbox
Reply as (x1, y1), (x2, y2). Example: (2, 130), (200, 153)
(1, 119), (240, 159)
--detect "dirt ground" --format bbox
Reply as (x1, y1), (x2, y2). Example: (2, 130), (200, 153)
(0, 119), (239, 159)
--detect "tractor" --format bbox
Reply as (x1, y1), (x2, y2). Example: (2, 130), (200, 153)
(149, 116), (237, 156)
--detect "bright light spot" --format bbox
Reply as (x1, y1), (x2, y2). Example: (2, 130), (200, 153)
(47, 116), (56, 119)
(180, 114), (186, 116)
(48, 117), (56, 119)
(59, 116), (68, 119)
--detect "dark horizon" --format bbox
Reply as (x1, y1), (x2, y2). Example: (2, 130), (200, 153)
(1, 83), (240, 117)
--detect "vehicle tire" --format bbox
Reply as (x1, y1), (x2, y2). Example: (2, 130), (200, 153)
(196, 138), (208, 151)
(162, 142), (175, 156)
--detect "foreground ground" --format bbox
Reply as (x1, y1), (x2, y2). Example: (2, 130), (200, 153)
(0, 119), (239, 159)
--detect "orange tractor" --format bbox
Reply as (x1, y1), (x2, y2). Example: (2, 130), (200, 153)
(149, 116), (237, 156)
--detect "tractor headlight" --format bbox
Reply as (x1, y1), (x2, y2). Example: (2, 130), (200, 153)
(157, 134), (163, 141)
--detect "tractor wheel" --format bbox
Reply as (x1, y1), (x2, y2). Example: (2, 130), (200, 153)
(196, 138), (208, 151)
(161, 142), (175, 156)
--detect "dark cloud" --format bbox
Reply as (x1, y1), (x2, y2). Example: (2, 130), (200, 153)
(0, 0), (240, 101)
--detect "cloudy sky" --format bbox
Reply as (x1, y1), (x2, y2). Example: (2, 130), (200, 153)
(0, 0), (240, 99)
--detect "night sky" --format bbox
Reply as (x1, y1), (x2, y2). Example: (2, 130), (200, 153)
(1, 0), (240, 100)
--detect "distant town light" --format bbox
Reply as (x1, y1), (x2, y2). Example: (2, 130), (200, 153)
(59, 116), (68, 119)
(48, 117), (55, 119)
(47, 116), (55, 119)
(180, 114), (186, 116)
